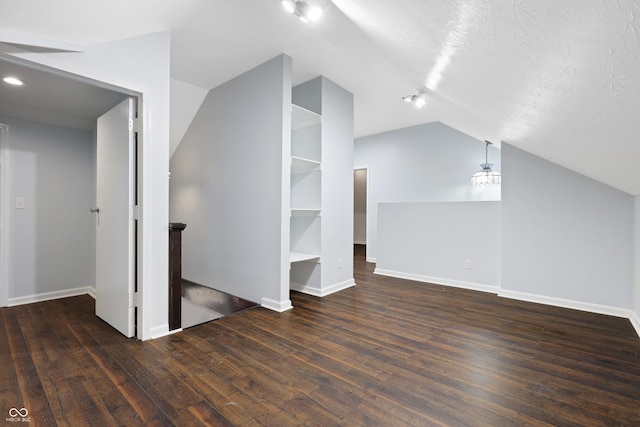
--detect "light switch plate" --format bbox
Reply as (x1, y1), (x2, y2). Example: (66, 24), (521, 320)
(15, 197), (25, 209)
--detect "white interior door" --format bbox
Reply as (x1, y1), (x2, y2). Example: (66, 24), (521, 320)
(95, 98), (136, 338)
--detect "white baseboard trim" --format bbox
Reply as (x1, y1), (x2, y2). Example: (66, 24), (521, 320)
(150, 323), (173, 339)
(498, 289), (634, 319)
(630, 312), (640, 338)
(374, 269), (500, 294)
(367, 257), (376, 263)
(261, 298), (293, 313)
(374, 269), (640, 338)
(8, 286), (95, 307)
(290, 278), (356, 297)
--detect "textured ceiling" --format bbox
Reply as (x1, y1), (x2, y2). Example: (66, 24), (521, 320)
(0, 0), (639, 194)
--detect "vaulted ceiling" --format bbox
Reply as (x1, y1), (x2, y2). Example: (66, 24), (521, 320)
(0, 0), (639, 194)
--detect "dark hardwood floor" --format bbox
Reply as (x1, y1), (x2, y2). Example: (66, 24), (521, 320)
(2, 245), (640, 426)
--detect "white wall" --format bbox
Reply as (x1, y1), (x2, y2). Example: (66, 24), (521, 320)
(501, 143), (634, 316)
(376, 201), (501, 292)
(0, 116), (94, 302)
(633, 195), (640, 334)
(2, 32), (171, 339)
(170, 55), (292, 309)
(354, 122), (500, 261)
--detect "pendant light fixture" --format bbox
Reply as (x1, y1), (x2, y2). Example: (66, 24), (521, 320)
(471, 140), (501, 186)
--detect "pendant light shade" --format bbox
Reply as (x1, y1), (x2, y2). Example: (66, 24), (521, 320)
(471, 141), (501, 186)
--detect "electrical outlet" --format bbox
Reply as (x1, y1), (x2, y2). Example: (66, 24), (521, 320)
(464, 259), (472, 269)
(338, 258), (343, 269)
(15, 197), (25, 209)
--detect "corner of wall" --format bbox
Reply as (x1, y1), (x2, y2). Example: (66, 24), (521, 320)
(630, 312), (640, 338)
(8, 286), (95, 307)
(261, 298), (293, 313)
(169, 78), (209, 158)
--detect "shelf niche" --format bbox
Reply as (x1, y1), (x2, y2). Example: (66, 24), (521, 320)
(289, 104), (321, 269)
(287, 76), (355, 298)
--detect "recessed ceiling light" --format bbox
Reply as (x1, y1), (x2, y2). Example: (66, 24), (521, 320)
(3, 76), (24, 86)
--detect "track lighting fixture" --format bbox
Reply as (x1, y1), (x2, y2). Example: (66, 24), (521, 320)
(402, 91), (428, 108)
(281, 0), (322, 23)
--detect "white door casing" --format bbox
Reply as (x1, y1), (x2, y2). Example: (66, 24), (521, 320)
(0, 124), (7, 307)
(95, 98), (136, 337)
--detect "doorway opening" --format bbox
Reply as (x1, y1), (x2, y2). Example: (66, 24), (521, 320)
(0, 58), (143, 338)
(354, 167), (368, 260)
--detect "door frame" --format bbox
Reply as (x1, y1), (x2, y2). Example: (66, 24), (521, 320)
(353, 165), (370, 261)
(0, 124), (8, 307)
(0, 56), (149, 338)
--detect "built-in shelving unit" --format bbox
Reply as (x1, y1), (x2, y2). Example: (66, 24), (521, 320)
(289, 104), (322, 275)
(285, 77), (354, 298)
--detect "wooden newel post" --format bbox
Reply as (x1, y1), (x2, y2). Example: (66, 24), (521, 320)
(169, 222), (187, 331)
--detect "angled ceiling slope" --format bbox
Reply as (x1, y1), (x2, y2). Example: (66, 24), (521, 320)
(0, 0), (639, 194)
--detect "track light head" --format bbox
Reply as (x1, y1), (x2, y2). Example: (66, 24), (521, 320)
(282, 0), (322, 23)
(402, 91), (428, 108)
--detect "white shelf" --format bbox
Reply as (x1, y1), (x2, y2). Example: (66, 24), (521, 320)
(291, 208), (321, 216)
(292, 105), (321, 129)
(291, 156), (320, 173)
(290, 252), (320, 263)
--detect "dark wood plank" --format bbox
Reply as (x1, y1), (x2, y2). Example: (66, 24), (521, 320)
(1, 244), (639, 426)
(1, 305), (58, 426)
(0, 308), (25, 417)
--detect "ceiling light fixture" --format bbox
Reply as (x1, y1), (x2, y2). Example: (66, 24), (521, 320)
(3, 76), (24, 86)
(281, 0), (322, 23)
(471, 140), (501, 186)
(402, 91), (428, 108)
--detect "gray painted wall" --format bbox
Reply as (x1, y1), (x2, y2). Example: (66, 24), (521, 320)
(376, 201), (501, 292)
(354, 122), (501, 261)
(501, 143), (634, 312)
(170, 54), (292, 307)
(1, 115), (95, 300)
